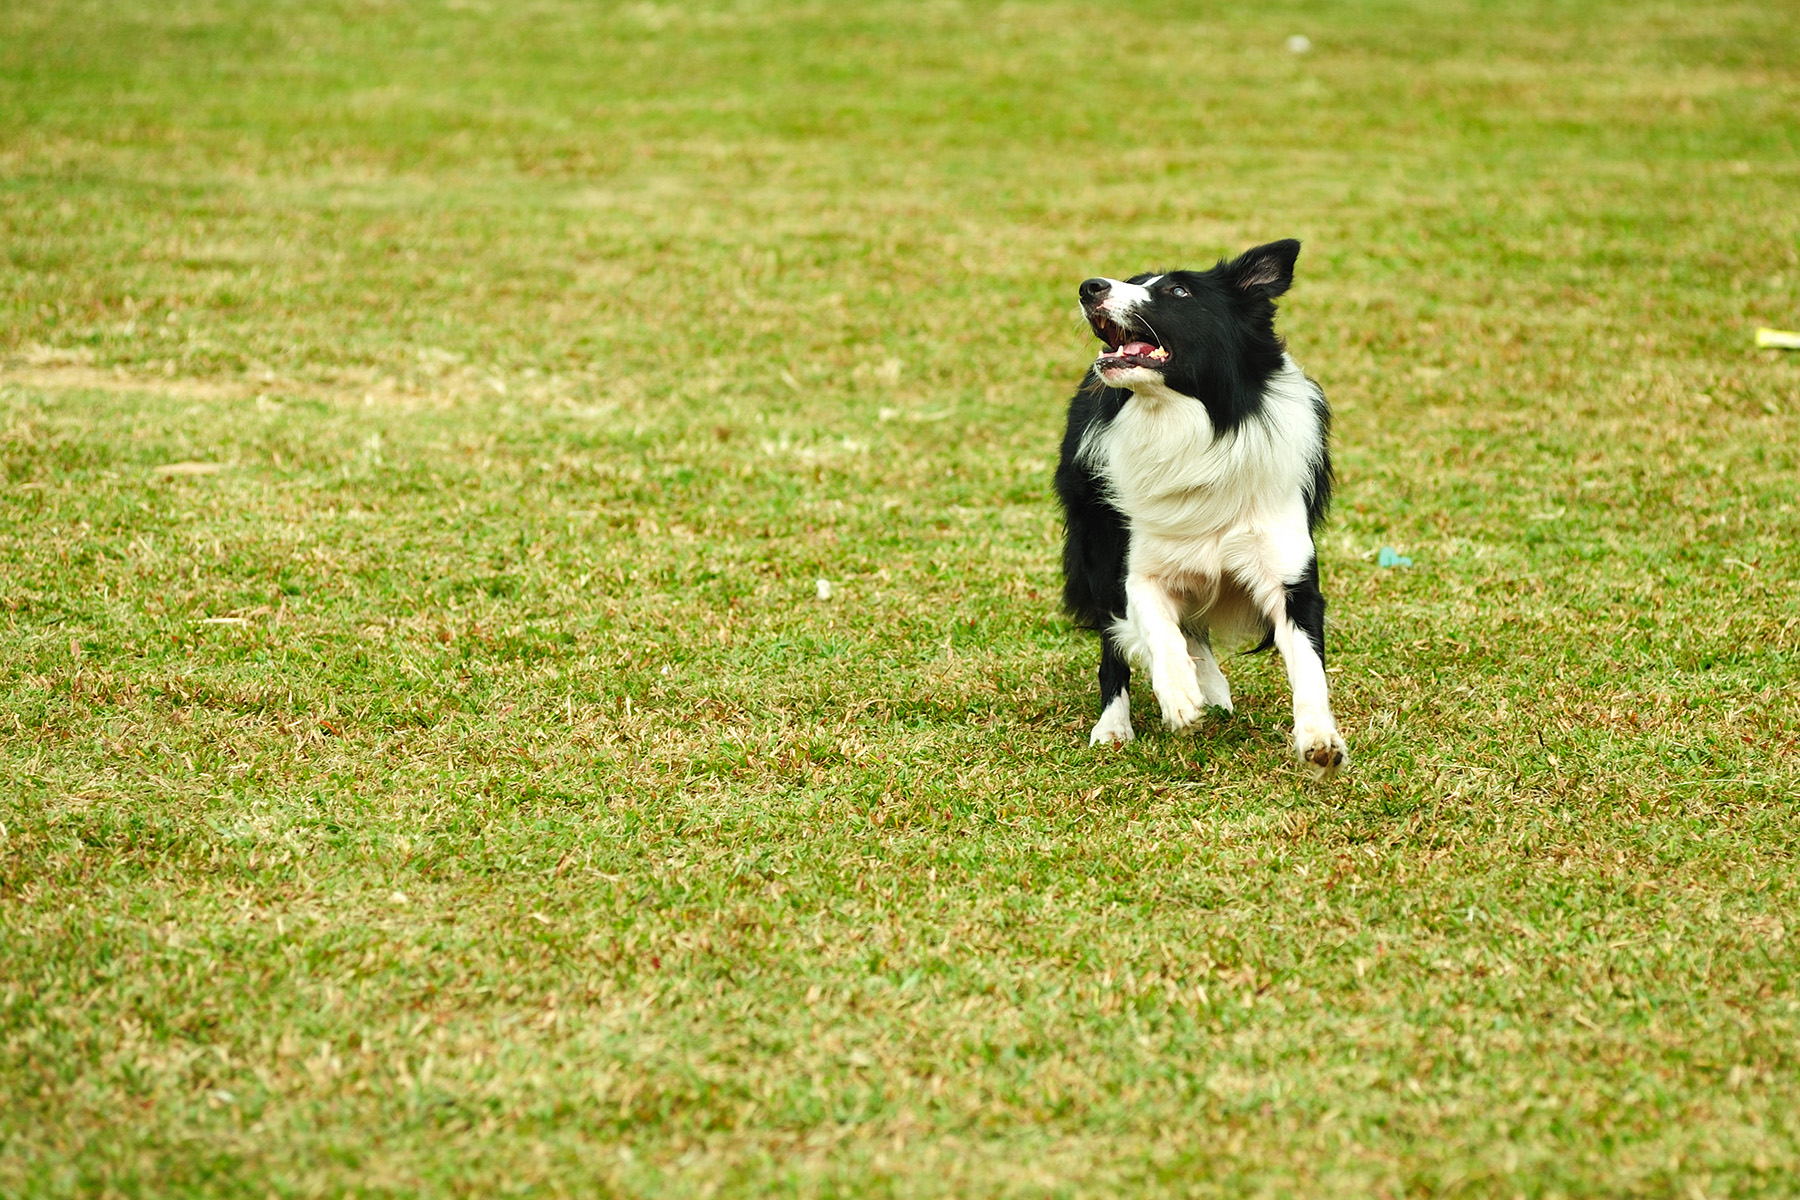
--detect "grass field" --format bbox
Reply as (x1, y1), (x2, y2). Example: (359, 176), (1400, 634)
(3, 1), (1799, 1195)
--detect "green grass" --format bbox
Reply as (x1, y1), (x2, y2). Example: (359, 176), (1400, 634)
(3, 0), (1799, 1195)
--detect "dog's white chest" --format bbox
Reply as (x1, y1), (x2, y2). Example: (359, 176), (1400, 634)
(1086, 365), (1317, 534)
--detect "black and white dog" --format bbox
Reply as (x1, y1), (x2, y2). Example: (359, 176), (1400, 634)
(1054, 239), (1347, 777)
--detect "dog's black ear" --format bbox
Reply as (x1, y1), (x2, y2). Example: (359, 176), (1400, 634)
(1225, 239), (1301, 298)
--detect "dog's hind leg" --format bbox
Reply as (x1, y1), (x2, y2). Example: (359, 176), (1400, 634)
(1184, 630), (1233, 713)
(1089, 635), (1135, 746)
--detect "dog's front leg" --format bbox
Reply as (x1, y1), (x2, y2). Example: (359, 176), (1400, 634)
(1124, 574), (1206, 733)
(1264, 566), (1348, 778)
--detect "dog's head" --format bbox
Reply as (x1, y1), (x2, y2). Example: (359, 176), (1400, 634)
(1080, 239), (1301, 399)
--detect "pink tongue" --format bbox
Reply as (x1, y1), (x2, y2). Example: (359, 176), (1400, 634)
(1118, 341), (1157, 357)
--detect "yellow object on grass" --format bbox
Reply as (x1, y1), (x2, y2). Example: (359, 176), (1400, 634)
(1755, 327), (1800, 349)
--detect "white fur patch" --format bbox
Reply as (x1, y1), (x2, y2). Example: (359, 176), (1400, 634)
(1094, 278), (1155, 314)
(1095, 361), (1168, 388)
(1089, 692), (1135, 746)
(1106, 609), (1152, 667)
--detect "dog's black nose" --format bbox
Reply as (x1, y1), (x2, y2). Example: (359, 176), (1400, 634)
(1078, 278), (1111, 303)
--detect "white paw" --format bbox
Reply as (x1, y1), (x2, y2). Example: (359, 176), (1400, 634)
(1153, 667), (1208, 733)
(1089, 694), (1135, 747)
(1293, 714), (1348, 779)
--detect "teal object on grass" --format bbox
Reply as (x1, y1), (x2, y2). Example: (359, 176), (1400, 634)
(1377, 547), (1413, 568)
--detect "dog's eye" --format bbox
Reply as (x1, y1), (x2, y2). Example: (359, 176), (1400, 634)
(1168, 285), (1190, 298)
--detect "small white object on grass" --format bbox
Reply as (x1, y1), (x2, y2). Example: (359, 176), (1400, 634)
(1755, 327), (1800, 349)
(816, 579), (834, 600)
(1286, 34), (1312, 53)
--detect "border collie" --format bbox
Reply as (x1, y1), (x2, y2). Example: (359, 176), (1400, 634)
(1054, 239), (1347, 777)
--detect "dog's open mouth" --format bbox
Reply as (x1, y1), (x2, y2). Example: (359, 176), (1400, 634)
(1090, 316), (1171, 368)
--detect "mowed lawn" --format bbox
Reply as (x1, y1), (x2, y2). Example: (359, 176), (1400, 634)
(3, 1), (1799, 1195)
